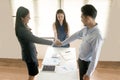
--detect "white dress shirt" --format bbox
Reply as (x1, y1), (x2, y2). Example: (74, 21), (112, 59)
(62, 25), (103, 76)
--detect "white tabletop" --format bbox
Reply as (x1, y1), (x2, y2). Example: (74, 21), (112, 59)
(35, 47), (79, 80)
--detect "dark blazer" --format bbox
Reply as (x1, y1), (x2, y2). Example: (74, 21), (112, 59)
(15, 26), (53, 63)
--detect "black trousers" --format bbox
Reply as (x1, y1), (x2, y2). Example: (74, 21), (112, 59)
(78, 59), (90, 80)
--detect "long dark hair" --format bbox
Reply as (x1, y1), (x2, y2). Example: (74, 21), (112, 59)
(55, 9), (68, 34)
(15, 6), (29, 29)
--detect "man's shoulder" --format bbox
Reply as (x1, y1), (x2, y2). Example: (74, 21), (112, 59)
(91, 27), (102, 39)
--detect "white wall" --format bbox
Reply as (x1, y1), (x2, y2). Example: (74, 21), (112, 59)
(0, 0), (120, 61)
(0, 0), (21, 59)
(99, 0), (120, 61)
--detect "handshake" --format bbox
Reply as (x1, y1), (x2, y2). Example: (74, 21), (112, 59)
(54, 39), (62, 46)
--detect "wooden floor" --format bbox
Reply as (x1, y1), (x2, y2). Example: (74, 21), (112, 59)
(0, 59), (120, 80)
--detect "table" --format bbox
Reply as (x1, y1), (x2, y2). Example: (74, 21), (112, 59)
(35, 47), (79, 80)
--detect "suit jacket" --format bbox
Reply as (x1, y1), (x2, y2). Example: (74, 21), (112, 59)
(15, 26), (53, 63)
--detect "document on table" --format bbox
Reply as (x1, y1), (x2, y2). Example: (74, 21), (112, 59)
(42, 58), (61, 66)
(60, 51), (75, 60)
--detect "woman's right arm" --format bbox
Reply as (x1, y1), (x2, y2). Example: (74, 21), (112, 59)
(19, 28), (53, 45)
(53, 23), (58, 40)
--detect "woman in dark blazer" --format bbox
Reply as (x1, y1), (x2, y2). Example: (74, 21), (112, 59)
(15, 6), (53, 80)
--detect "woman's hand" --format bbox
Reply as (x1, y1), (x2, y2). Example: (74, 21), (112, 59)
(54, 39), (62, 46)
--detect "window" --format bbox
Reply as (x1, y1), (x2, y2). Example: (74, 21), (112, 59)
(86, 0), (111, 38)
(11, 0), (59, 37)
(61, 0), (84, 35)
(11, 0), (111, 38)
(11, 0), (35, 32)
(35, 0), (59, 37)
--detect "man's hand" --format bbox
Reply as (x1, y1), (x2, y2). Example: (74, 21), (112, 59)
(54, 39), (62, 46)
(83, 75), (90, 80)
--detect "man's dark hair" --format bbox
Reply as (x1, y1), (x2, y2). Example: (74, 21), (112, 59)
(81, 4), (97, 19)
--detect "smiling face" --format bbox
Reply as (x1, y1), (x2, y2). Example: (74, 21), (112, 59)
(21, 13), (30, 25)
(81, 14), (90, 26)
(81, 14), (93, 27)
